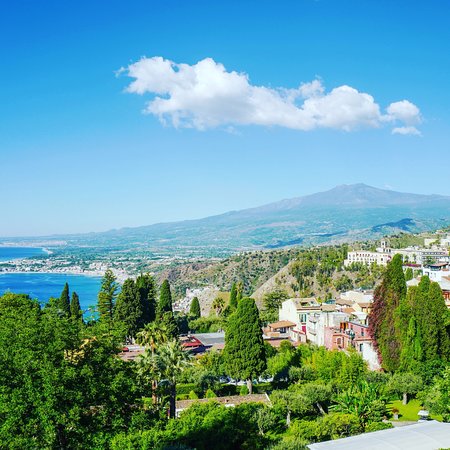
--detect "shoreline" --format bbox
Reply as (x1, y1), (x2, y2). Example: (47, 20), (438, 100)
(0, 268), (130, 283)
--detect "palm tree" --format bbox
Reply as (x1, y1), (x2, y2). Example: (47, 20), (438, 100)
(136, 321), (170, 402)
(136, 321), (170, 352)
(212, 296), (225, 316)
(154, 340), (192, 418)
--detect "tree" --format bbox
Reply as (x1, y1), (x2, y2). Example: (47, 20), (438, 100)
(331, 381), (388, 429)
(70, 291), (82, 321)
(236, 281), (244, 302)
(114, 278), (141, 342)
(97, 269), (119, 323)
(157, 280), (173, 318)
(59, 282), (71, 316)
(212, 296), (225, 316)
(229, 283), (238, 309)
(189, 296), (201, 319)
(223, 298), (266, 394)
(136, 273), (157, 327)
(398, 276), (449, 372)
(369, 254), (406, 371)
(153, 340), (192, 418)
(262, 289), (289, 323)
(387, 372), (422, 405)
(0, 292), (143, 449)
(404, 267), (413, 281)
(424, 367), (450, 422)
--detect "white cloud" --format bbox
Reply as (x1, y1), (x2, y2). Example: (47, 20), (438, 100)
(386, 100), (421, 125)
(392, 126), (422, 136)
(121, 56), (422, 134)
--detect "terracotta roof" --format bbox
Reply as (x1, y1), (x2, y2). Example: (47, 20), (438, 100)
(268, 320), (296, 329)
(343, 307), (355, 314)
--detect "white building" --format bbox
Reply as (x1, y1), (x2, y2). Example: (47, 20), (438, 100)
(344, 251), (392, 267)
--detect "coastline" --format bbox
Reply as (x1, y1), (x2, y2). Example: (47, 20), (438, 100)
(0, 268), (129, 283)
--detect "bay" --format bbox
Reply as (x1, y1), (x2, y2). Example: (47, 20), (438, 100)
(0, 272), (102, 312)
(0, 246), (47, 262)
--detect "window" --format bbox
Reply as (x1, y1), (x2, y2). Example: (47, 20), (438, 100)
(359, 344), (363, 352)
(299, 313), (307, 323)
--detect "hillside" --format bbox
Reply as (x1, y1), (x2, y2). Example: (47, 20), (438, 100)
(62, 184), (450, 254)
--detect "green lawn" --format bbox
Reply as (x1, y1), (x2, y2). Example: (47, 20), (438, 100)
(388, 399), (422, 421)
(388, 399), (443, 422)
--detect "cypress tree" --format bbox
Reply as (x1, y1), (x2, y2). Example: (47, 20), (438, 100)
(59, 282), (71, 317)
(236, 281), (243, 303)
(404, 267), (414, 281)
(223, 297), (266, 394)
(70, 291), (82, 321)
(136, 274), (156, 327)
(189, 296), (201, 319)
(97, 269), (119, 323)
(229, 283), (238, 309)
(157, 280), (173, 318)
(425, 281), (450, 362)
(114, 278), (141, 341)
(369, 254), (406, 371)
(157, 280), (178, 338)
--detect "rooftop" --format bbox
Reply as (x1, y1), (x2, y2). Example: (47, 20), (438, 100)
(308, 420), (450, 450)
(268, 320), (296, 329)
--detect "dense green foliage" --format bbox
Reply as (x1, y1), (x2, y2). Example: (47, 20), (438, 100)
(223, 298), (267, 392)
(369, 255), (407, 371)
(0, 292), (147, 449)
(370, 255), (450, 374)
(70, 291), (82, 321)
(158, 280), (173, 317)
(59, 282), (71, 316)
(114, 278), (142, 341)
(189, 296), (201, 319)
(229, 282), (238, 309)
(97, 269), (119, 323)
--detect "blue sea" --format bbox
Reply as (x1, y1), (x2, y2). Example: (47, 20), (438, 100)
(0, 272), (102, 312)
(0, 246), (47, 262)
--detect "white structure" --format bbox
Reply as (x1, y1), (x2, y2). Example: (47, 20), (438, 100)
(308, 420), (450, 450)
(278, 298), (321, 341)
(422, 262), (450, 282)
(344, 250), (392, 267)
(306, 309), (348, 346)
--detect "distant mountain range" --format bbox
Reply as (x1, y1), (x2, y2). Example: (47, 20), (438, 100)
(61, 184), (450, 254)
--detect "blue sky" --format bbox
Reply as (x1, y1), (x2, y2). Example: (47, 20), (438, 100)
(1, 0), (449, 236)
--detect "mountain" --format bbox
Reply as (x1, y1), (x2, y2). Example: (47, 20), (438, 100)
(68, 184), (450, 254)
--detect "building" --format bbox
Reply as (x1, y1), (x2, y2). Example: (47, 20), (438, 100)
(306, 306), (348, 347)
(422, 261), (450, 281)
(278, 298), (321, 342)
(344, 250), (392, 267)
(323, 321), (380, 370)
(308, 420), (450, 450)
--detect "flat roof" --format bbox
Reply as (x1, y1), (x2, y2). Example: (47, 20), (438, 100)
(308, 420), (450, 450)
(268, 320), (296, 328)
(192, 332), (225, 347)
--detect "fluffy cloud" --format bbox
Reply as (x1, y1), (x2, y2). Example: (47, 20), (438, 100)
(121, 56), (421, 134)
(392, 126), (422, 136)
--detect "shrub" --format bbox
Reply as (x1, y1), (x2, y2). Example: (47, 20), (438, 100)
(205, 389), (217, 398)
(189, 390), (199, 400)
(240, 385), (249, 395)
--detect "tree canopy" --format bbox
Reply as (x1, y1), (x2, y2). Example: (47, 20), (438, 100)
(223, 297), (266, 393)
